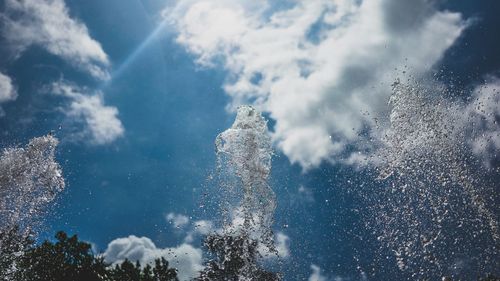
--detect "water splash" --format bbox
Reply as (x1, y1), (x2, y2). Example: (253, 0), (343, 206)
(361, 77), (499, 279)
(0, 134), (65, 280)
(215, 105), (276, 246)
(199, 105), (279, 280)
(0, 134), (65, 235)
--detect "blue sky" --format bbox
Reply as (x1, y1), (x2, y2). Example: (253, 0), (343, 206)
(0, 0), (499, 280)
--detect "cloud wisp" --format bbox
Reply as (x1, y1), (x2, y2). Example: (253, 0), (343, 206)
(0, 0), (124, 144)
(51, 82), (124, 145)
(308, 264), (328, 281)
(166, 212), (190, 229)
(1, 0), (110, 80)
(166, 0), (467, 168)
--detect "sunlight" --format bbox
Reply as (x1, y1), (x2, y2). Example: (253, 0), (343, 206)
(103, 19), (168, 88)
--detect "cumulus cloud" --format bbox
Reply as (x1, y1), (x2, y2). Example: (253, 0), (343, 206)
(166, 0), (466, 168)
(1, 0), (110, 80)
(166, 212), (190, 229)
(0, 72), (17, 116)
(103, 235), (203, 281)
(52, 82), (124, 145)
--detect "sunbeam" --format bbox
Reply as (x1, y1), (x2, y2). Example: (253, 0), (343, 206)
(101, 19), (168, 89)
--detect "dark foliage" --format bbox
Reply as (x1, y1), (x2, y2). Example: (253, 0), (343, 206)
(16, 231), (108, 281)
(2, 228), (496, 280)
(0, 229), (178, 281)
(110, 257), (177, 281)
(151, 257), (179, 281)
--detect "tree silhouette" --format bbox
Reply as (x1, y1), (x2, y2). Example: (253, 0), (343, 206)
(108, 258), (177, 281)
(110, 259), (141, 281)
(15, 231), (108, 281)
(1, 228), (498, 280)
(1, 230), (178, 281)
(152, 257), (178, 281)
(196, 233), (280, 281)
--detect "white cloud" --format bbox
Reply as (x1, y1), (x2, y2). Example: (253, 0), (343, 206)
(309, 264), (328, 281)
(467, 78), (500, 166)
(0, 72), (17, 116)
(103, 235), (203, 281)
(52, 82), (124, 145)
(166, 212), (190, 229)
(2, 0), (110, 80)
(166, 0), (466, 168)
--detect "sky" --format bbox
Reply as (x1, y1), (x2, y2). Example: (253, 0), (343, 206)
(0, 0), (499, 280)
